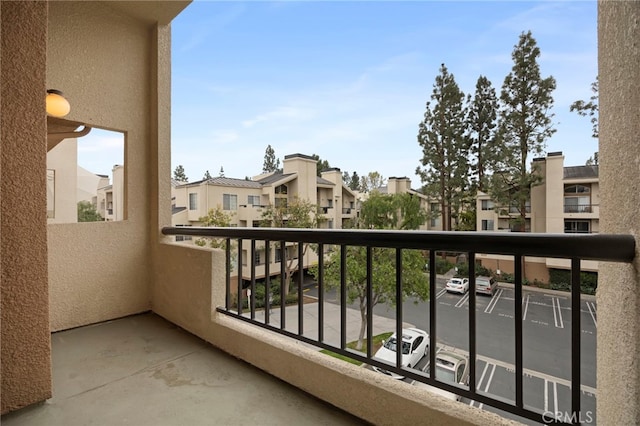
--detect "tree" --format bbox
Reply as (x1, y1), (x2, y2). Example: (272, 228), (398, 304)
(262, 145), (281, 173)
(194, 206), (234, 249)
(342, 171), (351, 188)
(173, 165), (188, 183)
(467, 75), (500, 193)
(416, 63), (469, 231)
(203, 170), (212, 180)
(260, 197), (320, 294)
(311, 192), (428, 350)
(219, 166), (225, 177)
(359, 171), (385, 193)
(570, 77), (598, 139)
(77, 201), (102, 222)
(359, 192), (427, 230)
(349, 171), (360, 191)
(490, 31), (556, 233)
(311, 154), (330, 177)
(570, 77), (599, 165)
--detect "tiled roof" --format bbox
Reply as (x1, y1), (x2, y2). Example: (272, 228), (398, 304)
(564, 165), (598, 180)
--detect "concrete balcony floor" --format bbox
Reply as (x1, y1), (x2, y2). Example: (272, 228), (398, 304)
(1, 313), (368, 426)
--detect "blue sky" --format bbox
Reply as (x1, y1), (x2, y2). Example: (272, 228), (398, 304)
(167, 0), (597, 186)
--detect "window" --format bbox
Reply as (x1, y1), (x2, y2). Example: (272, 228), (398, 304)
(275, 197), (287, 208)
(328, 220), (334, 229)
(481, 200), (494, 210)
(275, 184), (288, 195)
(252, 220), (261, 228)
(564, 184), (590, 194)
(412, 336), (424, 352)
(223, 193), (237, 210)
(254, 251), (261, 265)
(565, 220), (590, 233)
(275, 248), (282, 263)
(189, 193), (197, 210)
(482, 220), (494, 231)
(248, 195), (260, 206)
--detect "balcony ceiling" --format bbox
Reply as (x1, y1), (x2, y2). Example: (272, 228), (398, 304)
(104, 1), (192, 25)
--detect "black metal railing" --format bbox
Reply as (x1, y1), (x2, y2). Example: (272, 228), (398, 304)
(564, 204), (598, 213)
(162, 226), (635, 424)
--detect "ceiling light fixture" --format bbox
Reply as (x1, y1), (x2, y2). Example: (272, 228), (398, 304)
(46, 89), (71, 117)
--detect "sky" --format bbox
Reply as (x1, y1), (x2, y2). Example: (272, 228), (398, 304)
(87, 0), (600, 186)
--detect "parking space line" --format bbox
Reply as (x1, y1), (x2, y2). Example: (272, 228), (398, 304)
(544, 379), (548, 412)
(470, 363), (490, 407)
(522, 294), (530, 320)
(455, 293), (470, 308)
(436, 288), (447, 299)
(553, 381), (558, 415)
(586, 301), (597, 328)
(483, 288), (503, 314)
(477, 364), (496, 410)
(552, 297), (564, 328)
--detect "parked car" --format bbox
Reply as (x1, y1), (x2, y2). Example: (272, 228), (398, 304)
(414, 351), (469, 402)
(476, 276), (497, 296)
(372, 328), (429, 379)
(445, 277), (469, 294)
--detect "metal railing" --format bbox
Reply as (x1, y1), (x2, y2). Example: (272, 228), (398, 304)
(162, 226), (635, 424)
(564, 204), (598, 213)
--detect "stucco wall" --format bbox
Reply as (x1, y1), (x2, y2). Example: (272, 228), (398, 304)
(597, 1), (640, 423)
(1, 1), (52, 413)
(46, 2), (156, 330)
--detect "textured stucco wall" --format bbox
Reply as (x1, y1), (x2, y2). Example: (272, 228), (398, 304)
(597, 1), (640, 424)
(46, 2), (155, 330)
(1, 1), (52, 414)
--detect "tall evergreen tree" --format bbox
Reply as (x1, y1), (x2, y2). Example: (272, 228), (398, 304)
(203, 170), (212, 180)
(416, 63), (469, 231)
(262, 145), (280, 173)
(467, 75), (500, 193)
(490, 31), (556, 232)
(219, 166), (225, 177)
(173, 165), (188, 183)
(349, 171), (360, 191)
(311, 154), (330, 177)
(342, 171), (351, 188)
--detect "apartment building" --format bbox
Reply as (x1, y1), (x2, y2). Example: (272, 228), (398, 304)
(476, 151), (600, 281)
(172, 153), (360, 280)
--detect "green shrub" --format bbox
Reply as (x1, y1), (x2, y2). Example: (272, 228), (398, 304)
(548, 268), (597, 295)
(435, 257), (455, 274)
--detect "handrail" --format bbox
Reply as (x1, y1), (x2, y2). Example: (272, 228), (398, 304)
(162, 227), (635, 263)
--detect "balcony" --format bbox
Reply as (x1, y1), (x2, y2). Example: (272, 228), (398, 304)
(564, 204), (599, 216)
(1, 225), (635, 425)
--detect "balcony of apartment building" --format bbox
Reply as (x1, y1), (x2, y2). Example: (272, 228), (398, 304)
(3, 2), (640, 426)
(237, 201), (266, 222)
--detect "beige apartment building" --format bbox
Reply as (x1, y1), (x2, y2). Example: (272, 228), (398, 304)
(172, 153), (360, 281)
(2, 1), (639, 424)
(476, 151), (600, 281)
